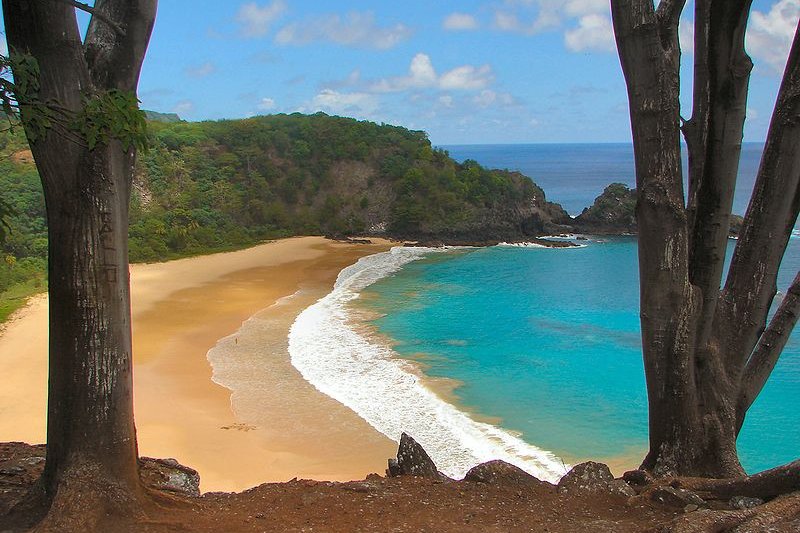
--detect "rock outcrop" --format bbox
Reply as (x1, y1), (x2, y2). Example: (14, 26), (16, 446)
(573, 183), (637, 234)
(464, 460), (553, 488)
(557, 461), (635, 498)
(386, 433), (447, 480)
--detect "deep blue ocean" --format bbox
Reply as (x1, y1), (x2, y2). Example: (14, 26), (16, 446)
(360, 143), (799, 474)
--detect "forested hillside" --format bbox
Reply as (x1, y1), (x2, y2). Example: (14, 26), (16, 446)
(0, 112), (568, 317)
(130, 113), (568, 259)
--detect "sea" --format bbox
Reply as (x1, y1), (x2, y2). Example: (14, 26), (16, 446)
(287, 143), (799, 482)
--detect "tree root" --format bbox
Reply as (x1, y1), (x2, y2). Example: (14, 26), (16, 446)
(654, 491), (800, 532)
(677, 460), (800, 500)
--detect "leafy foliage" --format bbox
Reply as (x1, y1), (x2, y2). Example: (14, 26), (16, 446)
(2, 52), (147, 150)
(73, 89), (149, 151)
(0, 128), (47, 317)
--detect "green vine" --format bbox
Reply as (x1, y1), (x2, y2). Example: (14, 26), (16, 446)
(1, 52), (148, 152)
(73, 89), (149, 151)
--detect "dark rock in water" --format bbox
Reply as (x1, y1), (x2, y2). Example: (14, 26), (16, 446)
(387, 433), (445, 479)
(648, 486), (707, 509)
(464, 460), (552, 488)
(729, 495), (764, 509)
(558, 461), (614, 494)
(573, 183), (637, 235)
(623, 469), (653, 486)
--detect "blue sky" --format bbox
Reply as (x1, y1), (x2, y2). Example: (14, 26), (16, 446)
(2, 1), (798, 144)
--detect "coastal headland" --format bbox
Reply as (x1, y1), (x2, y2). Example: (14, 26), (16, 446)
(0, 236), (398, 493)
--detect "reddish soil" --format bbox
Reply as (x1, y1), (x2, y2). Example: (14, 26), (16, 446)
(3, 442), (798, 532)
(0, 442), (679, 532)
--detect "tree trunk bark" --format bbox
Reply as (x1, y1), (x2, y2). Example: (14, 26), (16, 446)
(611, 0), (760, 479)
(2, 0), (157, 527)
(42, 144), (142, 513)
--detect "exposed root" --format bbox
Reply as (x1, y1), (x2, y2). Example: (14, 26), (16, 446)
(654, 491), (800, 533)
(678, 460), (800, 500)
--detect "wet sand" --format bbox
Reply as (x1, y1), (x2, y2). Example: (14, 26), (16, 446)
(0, 237), (397, 492)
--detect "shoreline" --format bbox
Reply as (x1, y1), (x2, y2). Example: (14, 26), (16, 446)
(0, 236), (397, 493)
(0, 235), (644, 494)
(330, 241), (643, 478)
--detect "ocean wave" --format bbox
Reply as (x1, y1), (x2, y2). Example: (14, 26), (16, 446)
(497, 240), (589, 249)
(288, 246), (568, 482)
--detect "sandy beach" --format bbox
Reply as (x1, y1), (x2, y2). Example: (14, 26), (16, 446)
(0, 237), (398, 492)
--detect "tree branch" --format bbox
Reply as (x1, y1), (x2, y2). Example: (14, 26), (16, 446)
(736, 271), (800, 431)
(718, 21), (800, 368)
(55, 0), (125, 37)
(686, 0), (753, 351)
(655, 0), (686, 30)
(83, 0), (157, 90)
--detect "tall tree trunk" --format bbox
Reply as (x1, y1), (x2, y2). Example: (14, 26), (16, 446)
(612, 0), (800, 478)
(2, 0), (157, 527)
(42, 145), (141, 513)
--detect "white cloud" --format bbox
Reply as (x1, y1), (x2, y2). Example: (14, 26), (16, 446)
(237, 1), (287, 38)
(370, 53), (493, 92)
(440, 64), (494, 90)
(747, 0), (800, 74)
(564, 14), (615, 52)
(275, 12), (412, 50)
(258, 97), (276, 110)
(172, 100), (194, 115)
(563, 0), (608, 17)
(439, 95), (454, 108)
(443, 13), (479, 31)
(493, 0), (614, 53)
(0, 38), (7, 56)
(310, 89), (379, 118)
(492, 9), (559, 34)
(185, 62), (216, 78)
(472, 89), (515, 108)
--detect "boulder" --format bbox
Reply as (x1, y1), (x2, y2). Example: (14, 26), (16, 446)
(464, 460), (551, 488)
(140, 457), (201, 497)
(622, 469), (653, 486)
(648, 486), (707, 509)
(559, 461), (611, 493)
(386, 433), (445, 479)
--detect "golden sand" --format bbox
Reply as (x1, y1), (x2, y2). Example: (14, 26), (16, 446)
(0, 237), (397, 492)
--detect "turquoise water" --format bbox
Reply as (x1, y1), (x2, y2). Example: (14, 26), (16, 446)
(362, 237), (800, 473)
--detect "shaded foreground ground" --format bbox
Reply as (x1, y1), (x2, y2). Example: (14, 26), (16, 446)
(3, 442), (800, 532)
(0, 442), (676, 532)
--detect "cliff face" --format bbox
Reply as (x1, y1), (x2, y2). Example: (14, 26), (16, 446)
(573, 183), (637, 234)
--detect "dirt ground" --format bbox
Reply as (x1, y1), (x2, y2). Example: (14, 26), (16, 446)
(3, 442), (799, 532)
(0, 441), (679, 532)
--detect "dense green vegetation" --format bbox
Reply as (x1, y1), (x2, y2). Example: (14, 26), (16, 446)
(1, 112), (562, 319)
(0, 128), (47, 320)
(130, 112), (553, 259)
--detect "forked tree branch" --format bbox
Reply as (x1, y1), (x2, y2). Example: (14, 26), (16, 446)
(736, 271), (800, 431)
(655, 0), (686, 30)
(719, 21), (800, 367)
(685, 0), (753, 350)
(56, 0), (125, 36)
(83, 0), (157, 90)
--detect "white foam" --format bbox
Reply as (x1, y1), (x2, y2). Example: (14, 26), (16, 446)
(288, 246), (569, 482)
